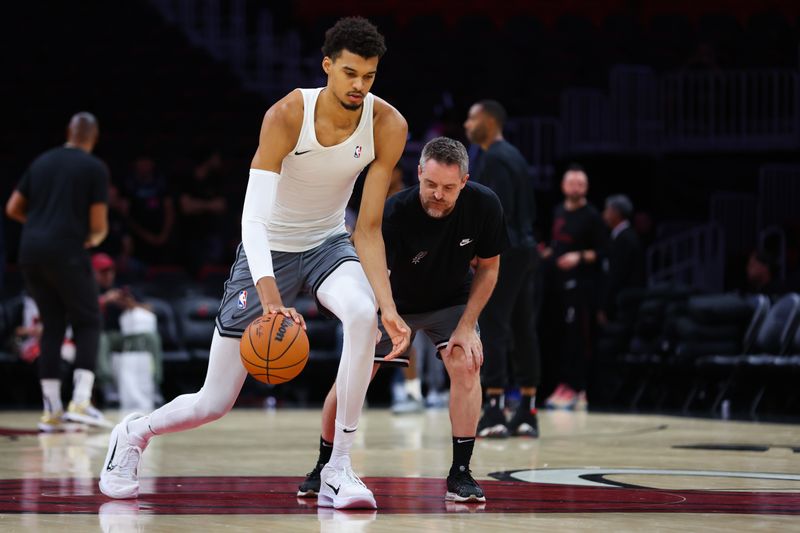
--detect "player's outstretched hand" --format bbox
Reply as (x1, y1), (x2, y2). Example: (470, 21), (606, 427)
(381, 310), (410, 360)
(442, 325), (483, 371)
(265, 303), (307, 330)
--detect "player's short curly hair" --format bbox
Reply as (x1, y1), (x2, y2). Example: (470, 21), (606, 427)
(322, 17), (386, 60)
(420, 137), (469, 177)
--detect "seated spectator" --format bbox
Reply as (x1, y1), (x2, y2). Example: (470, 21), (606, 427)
(745, 250), (784, 295)
(178, 151), (229, 274)
(92, 253), (163, 411)
(125, 156), (175, 265)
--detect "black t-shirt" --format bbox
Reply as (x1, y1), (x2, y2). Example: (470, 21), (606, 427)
(383, 182), (509, 314)
(17, 146), (109, 262)
(550, 203), (607, 278)
(472, 140), (536, 249)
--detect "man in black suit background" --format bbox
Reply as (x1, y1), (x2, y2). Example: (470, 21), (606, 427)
(599, 194), (644, 324)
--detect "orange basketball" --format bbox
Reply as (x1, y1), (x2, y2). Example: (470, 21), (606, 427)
(240, 314), (309, 384)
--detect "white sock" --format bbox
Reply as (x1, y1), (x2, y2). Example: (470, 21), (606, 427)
(405, 378), (422, 401)
(329, 424), (356, 467)
(127, 415), (155, 448)
(41, 379), (63, 414)
(71, 369), (95, 404)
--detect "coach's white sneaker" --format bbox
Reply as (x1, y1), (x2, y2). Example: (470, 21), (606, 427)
(317, 461), (377, 509)
(99, 412), (145, 499)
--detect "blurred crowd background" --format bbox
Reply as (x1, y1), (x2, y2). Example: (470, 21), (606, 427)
(2, 0), (799, 419)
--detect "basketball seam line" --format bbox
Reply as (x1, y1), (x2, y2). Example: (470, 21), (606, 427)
(247, 326), (263, 361)
(265, 357), (307, 370)
(247, 372), (289, 381)
(267, 315), (278, 380)
(270, 323), (303, 363)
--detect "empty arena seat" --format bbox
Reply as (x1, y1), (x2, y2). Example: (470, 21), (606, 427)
(174, 295), (220, 359)
(741, 294), (772, 352)
(688, 293), (800, 414)
(752, 293), (800, 355)
(143, 297), (189, 362)
(139, 266), (194, 298)
(734, 294), (800, 369)
(791, 318), (800, 355)
(196, 264), (230, 297)
(687, 293), (756, 325)
(677, 294), (768, 360)
(693, 294), (786, 367)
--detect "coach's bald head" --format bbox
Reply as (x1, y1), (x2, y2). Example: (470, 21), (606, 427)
(66, 112), (99, 152)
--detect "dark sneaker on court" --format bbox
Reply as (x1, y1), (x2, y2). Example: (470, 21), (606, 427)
(506, 409), (539, 438)
(477, 404), (509, 438)
(297, 462), (324, 497)
(445, 466), (486, 502)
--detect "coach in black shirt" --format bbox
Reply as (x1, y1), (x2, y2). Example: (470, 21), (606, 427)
(384, 181), (506, 315)
(6, 112), (110, 431)
(465, 100), (541, 438)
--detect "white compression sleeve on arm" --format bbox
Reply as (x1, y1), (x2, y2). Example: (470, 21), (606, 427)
(241, 169), (279, 285)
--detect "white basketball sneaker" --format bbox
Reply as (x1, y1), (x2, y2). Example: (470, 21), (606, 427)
(99, 412), (146, 499)
(317, 460), (377, 509)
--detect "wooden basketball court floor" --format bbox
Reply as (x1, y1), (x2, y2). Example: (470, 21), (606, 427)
(0, 408), (798, 531)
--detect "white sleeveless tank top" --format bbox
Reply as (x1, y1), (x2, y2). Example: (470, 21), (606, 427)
(269, 87), (375, 252)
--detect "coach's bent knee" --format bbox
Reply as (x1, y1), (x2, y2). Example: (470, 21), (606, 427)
(445, 346), (481, 389)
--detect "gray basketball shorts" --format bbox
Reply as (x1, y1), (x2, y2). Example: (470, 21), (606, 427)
(216, 233), (359, 338)
(374, 304), (477, 367)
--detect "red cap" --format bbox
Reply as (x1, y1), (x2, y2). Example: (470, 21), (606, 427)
(91, 253), (115, 272)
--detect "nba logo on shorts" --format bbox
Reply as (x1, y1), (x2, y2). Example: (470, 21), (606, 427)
(237, 290), (247, 310)
(354, 145), (362, 158)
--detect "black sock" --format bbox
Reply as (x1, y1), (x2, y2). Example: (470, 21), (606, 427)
(450, 436), (476, 475)
(317, 436), (333, 465)
(519, 394), (536, 414)
(487, 393), (504, 410)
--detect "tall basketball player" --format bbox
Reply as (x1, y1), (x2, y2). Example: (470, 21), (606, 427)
(99, 17), (410, 510)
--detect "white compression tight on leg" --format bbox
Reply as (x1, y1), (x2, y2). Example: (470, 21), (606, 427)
(315, 261), (378, 465)
(127, 329), (246, 447)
